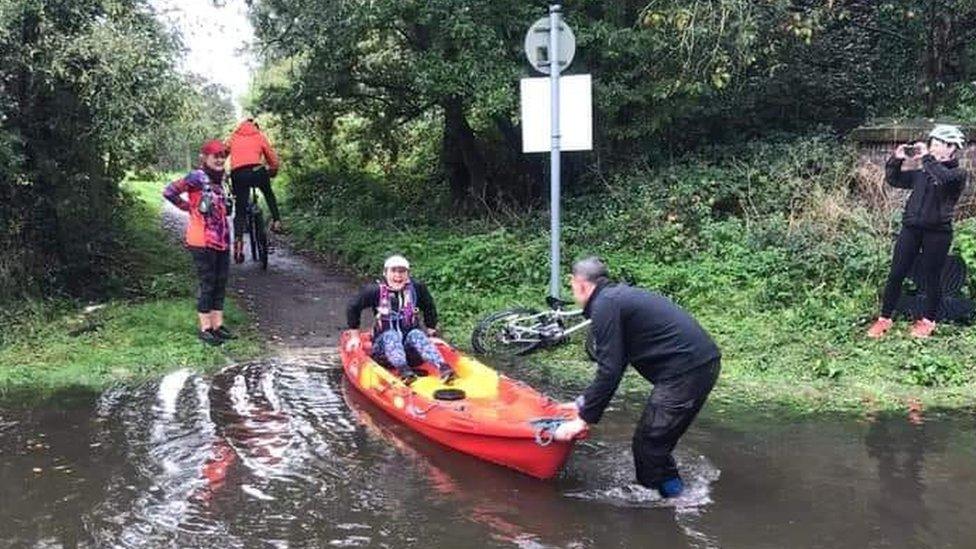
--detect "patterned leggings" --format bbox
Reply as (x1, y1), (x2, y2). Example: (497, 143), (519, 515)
(372, 329), (449, 376)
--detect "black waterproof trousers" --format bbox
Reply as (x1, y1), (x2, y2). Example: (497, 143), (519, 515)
(881, 226), (953, 320)
(190, 247), (230, 313)
(633, 359), (721, 489)
(232, 165), (280, 237)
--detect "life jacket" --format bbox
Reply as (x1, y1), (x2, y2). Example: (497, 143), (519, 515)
(375, 281), (418, 334)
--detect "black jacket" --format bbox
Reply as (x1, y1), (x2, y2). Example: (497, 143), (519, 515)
(578, 283), (721, 424)
(886, 155), (968, 231)
(346, 279), (438, 331)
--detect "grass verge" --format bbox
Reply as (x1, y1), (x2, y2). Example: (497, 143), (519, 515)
(0, 176), (263, 405)
(280, 171), (976, 417)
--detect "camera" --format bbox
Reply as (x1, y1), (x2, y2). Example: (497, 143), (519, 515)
(903, 145), (919, 158)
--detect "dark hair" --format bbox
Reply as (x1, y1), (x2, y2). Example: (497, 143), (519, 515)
(572, 256), (610, 284)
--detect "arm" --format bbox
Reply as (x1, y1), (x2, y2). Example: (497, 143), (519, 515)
(346, 283), (379, 329)
(921, 156), (968, 190)
(414, 282), (438, 330)
(884, 157), (915, 189)
(577, 299), (628, 425)
(162, 177), (190, 211)
(261, 134), (280, 172)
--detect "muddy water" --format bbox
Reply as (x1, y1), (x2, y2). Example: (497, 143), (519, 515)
(2, 357), (975, 548)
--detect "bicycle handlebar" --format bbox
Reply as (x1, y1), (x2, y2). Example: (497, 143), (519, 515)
(546, 296), (574, 310)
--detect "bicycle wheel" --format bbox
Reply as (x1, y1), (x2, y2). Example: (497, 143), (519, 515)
(471, 307), (543, 356)
(248, 210), (258, 261)
(254, 211), (269, 270)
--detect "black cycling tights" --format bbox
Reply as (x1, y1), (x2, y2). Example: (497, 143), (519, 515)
(881, 226), (952, 320)
(231, 165), (281, 238)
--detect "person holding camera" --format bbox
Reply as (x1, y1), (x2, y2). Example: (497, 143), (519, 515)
(867, 124), (969, 339)
(163, 139), (235, 346)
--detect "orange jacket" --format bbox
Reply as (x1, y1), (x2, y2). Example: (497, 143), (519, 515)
(228, 120), (280, 171)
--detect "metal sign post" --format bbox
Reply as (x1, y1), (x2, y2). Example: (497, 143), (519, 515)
(548, 4), (562, 300)
(523, 5), (588, 300)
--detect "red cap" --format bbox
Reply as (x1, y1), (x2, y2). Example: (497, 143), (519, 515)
(200, 139), (227, 156)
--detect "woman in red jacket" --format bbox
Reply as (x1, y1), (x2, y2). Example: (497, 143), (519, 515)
(228, 118), (282, 264)
(163, 140), (235, 346)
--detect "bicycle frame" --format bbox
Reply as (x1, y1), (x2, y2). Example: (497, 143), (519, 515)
(248, 186), (262, 220)
(502, 307), (591, 344)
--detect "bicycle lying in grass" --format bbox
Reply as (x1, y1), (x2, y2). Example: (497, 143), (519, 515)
(471, 296), (595, 358)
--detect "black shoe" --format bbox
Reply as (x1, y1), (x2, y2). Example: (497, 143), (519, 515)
(199, 330), (223, 346)
(401, 372), (418, 386)
(212, 326), (236, 340)
(439, 370), (457, 385)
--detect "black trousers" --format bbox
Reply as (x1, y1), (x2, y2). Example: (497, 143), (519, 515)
(633, 359), (721, 488)
(881, 226), (953, 320)
(190, 247), (230, 313)
(231, 165), (280, 237)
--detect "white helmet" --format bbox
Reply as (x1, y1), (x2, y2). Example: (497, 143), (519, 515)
(383, 254), (410, 270)
(929, 124), (966, 147)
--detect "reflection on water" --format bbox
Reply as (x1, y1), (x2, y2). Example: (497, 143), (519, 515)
(1, 354), (976, 548)
(865, 415), (945, 548)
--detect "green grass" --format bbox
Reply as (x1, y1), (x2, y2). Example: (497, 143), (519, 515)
(0, 175), (263, 405)
(281, 166), (976, 416)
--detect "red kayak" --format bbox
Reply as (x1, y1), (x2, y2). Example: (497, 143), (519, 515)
(339, 330), (585, 479)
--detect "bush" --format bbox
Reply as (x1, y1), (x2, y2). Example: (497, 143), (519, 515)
(954, 218), (976, 296)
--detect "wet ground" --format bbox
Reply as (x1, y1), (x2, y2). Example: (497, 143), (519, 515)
(3, 359), (976, 548)
(1, 204), (975, 547)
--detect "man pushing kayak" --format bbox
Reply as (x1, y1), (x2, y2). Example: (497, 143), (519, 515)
(553, 257), (721, 499)
(345, 255), (456, 385)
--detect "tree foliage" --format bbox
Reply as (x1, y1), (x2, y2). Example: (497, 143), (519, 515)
(248, 0), (976, 210)
(153, 77), (237, 173)
(0, 0), (185, 301)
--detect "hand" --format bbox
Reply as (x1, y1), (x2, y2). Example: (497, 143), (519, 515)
(345, 334), (361, 352)
(425, 327), (438, 337)
(268, 167), (278, 178)
(556, 401), (579, 413)
(913, 141), (929, 157)
(894, 144), (908, 160)
(553, 418), (588, 441)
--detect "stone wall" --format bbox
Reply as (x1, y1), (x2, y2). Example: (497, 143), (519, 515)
(850, 122), (976, 219)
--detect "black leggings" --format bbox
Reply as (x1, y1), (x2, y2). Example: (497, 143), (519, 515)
(190, 247), (230, 313)
(231, 165), (280, 238)
(633, 360), (720, 489)
(881, 226), (953, 320)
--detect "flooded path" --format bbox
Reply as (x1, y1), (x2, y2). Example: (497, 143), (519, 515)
(2, 204), (974, 547)
(3, 357), (976, 548)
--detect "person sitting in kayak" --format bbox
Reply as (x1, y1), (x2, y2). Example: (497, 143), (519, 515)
(345, 255), (456, 385)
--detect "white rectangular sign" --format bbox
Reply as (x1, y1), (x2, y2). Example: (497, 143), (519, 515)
(520, 74), (593, 153)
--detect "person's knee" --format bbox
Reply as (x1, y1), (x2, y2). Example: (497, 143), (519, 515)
(404, 328), (426, 341)
(199, 274), (217, 291)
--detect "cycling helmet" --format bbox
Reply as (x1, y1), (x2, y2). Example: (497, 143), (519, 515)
(929, 124), (966, 147)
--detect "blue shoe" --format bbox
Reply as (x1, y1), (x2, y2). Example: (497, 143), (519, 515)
(657, 477), (684, 498)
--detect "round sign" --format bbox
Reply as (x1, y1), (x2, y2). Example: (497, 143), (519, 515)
(524, 16), (576, 75)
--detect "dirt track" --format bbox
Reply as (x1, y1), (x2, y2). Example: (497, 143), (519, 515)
(162, 202), (358, 351)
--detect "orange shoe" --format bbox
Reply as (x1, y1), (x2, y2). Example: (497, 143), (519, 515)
(910, 318), (936, 339)
(866, 317), (893, 339)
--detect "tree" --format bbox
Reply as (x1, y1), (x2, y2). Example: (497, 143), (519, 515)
(0, 0), (184, 300)
(249, 0), (539, 208)
(154, 78), (237, 172)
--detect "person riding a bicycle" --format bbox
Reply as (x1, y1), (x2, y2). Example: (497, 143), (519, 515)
(345, 255), (456, 385)
(228, 118), (282, 264)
